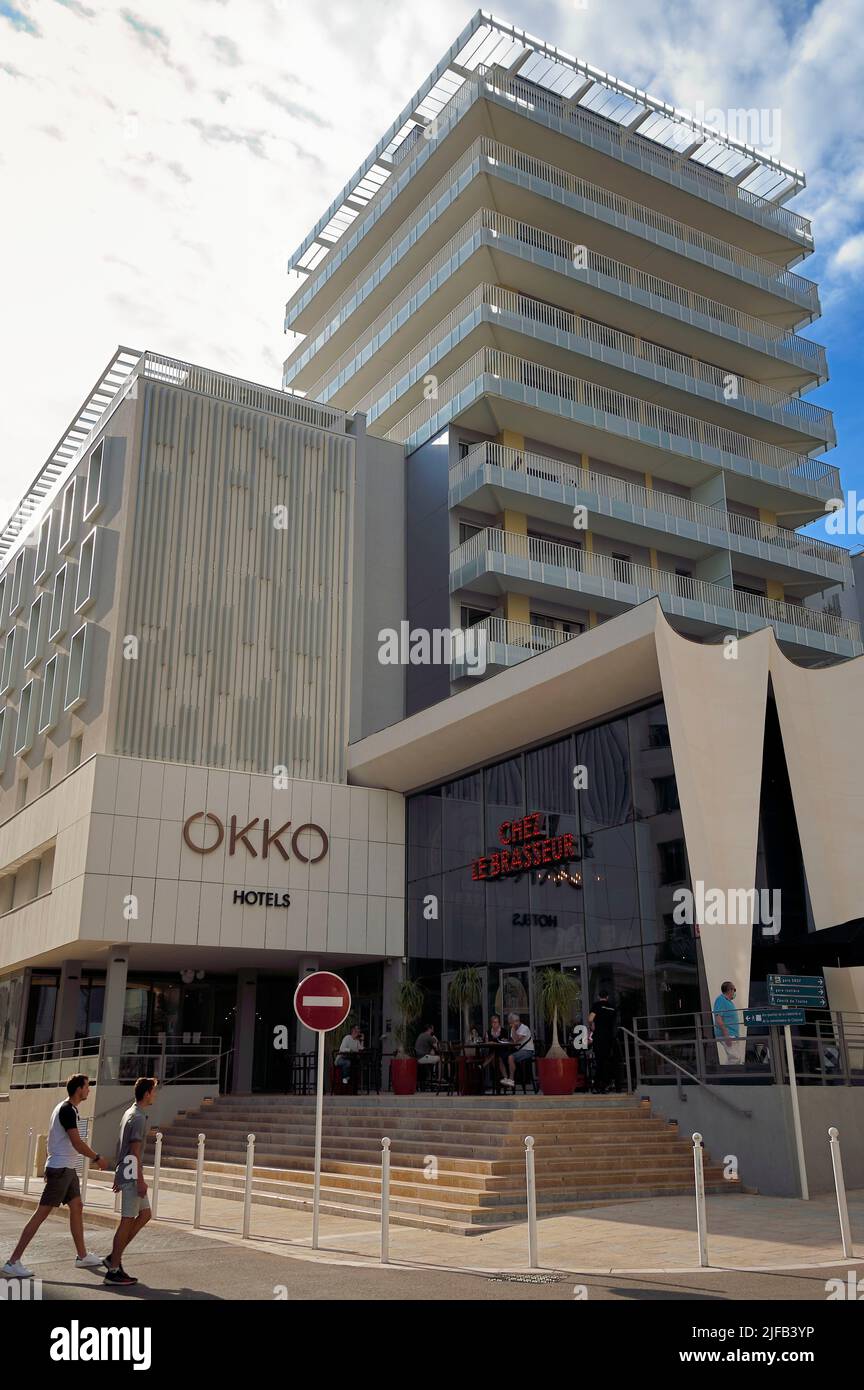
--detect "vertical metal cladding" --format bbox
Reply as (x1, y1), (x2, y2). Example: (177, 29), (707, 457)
(115, 381), (354, 780)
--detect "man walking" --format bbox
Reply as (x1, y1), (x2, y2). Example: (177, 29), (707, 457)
(2, 1073), (108, 1278)
(103, 1076), (158, 1287)
(713, 980), (743, 1064)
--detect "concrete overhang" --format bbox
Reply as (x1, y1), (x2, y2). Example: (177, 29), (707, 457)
(347, 598), (665, 792)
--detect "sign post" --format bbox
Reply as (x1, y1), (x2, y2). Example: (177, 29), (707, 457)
(293, 970), (351, 1249)
(765, 975), (827, 1203)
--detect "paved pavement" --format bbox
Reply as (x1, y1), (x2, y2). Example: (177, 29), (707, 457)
(0, 1206), (858, 1302)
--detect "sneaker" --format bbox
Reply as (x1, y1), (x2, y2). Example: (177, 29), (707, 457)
(342, 1077), (349, 1085)
(2, 1259), (34, 1278)
(500, 1077), (514, 1088)
(104, 1267), (138, 1286)
(75, 1252), (104, 1269)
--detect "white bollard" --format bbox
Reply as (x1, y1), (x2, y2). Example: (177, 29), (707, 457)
(828, 1127), (853, 1259)
(151, 1132), (163, 1219)
(23, 1128), (34, 1194)
(193, 1132), (206, 1229)
(692, 1132), (709, 1268)
(525, 1136), (538, 1269)
(242, 1134), (255, 1240)
(0, 1123), (9, 1189)
(381, 1137), (391, 1265)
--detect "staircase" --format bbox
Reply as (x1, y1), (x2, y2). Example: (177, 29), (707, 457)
(104, 1093), (747, 1235)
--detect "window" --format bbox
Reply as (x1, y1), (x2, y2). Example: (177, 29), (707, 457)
(0, 627), (17, 695)
(658, 838), (687, 885)
(64, 624), (89, 710)
(68, 734), (83, 771)
(58, 478), (76, 552)
(35, 513), (52, 583)
(39, 654), (61, 733)
(459, 521), (482, 545)
(648, 721), (671, 749)
(652, 774), (680, 815)
(74, 529), (98, 614)
(84, 440), (105, 520)
(49, 566), (68, 640)
(14, 679), (36, 755)
(24, 594), (44, 668)
(460, 604), (492, 628)
(458, 440), (472, 459)
(9, 549), (26, 614)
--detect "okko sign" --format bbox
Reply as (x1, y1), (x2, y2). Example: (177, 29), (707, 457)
(293, 971), (352, 1252)
(182, 813), (329, 863)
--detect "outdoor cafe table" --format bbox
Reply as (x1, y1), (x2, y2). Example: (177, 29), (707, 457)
(452, 1040), (517, 1094)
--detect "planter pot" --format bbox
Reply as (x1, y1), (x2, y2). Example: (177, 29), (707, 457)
(537, 1056), (578, 1096)
(390, 1057), (418, 1095)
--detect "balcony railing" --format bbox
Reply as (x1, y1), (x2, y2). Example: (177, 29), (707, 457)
(291, 134), (816, 330)
(349, 282), (833, 435)
(450, 527), (862, 646)
(451, 442), (850, 570)
(287, 207), (825, 390)
(458, 615), (580, 661)
(388, 347), (839, 494)
(140, 351), (347, 433)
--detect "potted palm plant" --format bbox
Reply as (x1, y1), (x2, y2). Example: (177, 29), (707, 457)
(447, 967), (484, 1095)
(391, 978), (424, 1095)
(535, 967), (582, 1096)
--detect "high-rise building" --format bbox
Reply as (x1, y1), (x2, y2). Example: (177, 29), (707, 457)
(1, 14), (863, 1169)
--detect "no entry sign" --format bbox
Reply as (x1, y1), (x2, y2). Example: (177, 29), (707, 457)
(294, 971), (351, 1033)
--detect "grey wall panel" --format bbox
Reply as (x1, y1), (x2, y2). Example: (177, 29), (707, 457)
(114, 382), (355, 781)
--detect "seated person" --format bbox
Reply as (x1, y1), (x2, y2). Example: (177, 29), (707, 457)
(485, 1014), (504, 1042)
(501, 1012), (534, 1088)
(467, 1024), (483, 1045)
(335, 1024), (363, 1086)
(414, 1023), (441, 1074)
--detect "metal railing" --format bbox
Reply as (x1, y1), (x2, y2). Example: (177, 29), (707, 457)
(458, 615), (580, 660)
(10, 1034), (225, 1090)
(291, 134), (816, 331)
(450, 525), (862, 645)
(288, 206), (825, 390)
(629, 1010), (864, 1087)
(350, 282), (833, 432)
(139, 352), (347, 433)
(451, 441), (849, 570)
(389, 346), (837, 491)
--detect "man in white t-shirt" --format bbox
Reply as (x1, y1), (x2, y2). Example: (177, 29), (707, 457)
(335, 1025), (363, 1086)
(501, 1013), (534, 1088)
(2, 1073), (109, 1279)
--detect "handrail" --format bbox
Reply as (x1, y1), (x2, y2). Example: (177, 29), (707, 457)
(389, 346), (836, 489)
(618, 1026), (752, 1119)
(286, 206), (825, 388)
(348, 281), (833, 432)
(451, 525), (862, 644)
(91, 1048), (235, 1124)
(291, 133), (816, 328)
(451, 441), (849, 568)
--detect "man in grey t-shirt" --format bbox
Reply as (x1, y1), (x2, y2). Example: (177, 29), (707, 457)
(104, 1077), (158, 1287)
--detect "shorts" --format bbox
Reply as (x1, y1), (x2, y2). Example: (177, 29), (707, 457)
(40, 1167), (81, 1207)
(511, 1046), (534, 1063)
(118, 1183), (151, 1219)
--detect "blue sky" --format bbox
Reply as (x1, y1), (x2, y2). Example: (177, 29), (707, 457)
(1, 0), (861, 548)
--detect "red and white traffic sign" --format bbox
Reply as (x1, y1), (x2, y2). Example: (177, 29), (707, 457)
(293, 971), (351, 1033)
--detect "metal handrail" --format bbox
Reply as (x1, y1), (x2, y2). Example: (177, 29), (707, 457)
(451, 441), (849, 568)
(347, 281), (833, 431)
(619, 1026), (752, 1119)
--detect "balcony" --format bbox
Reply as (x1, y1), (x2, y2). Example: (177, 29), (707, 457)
(350, 282), (834, 452)
(449, 527), (862, 661)
(388, 347), (840, 521)
(285, 205), (826, 399)
(450, 615), (579, 678)
(287, 136), (818, 336)
(450, 442), (851, 587)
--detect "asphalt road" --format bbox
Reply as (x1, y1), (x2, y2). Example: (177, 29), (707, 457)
(0, 1207), (859, 1302)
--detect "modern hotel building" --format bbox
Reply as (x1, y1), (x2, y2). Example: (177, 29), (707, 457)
(2, 13), (864, 1131)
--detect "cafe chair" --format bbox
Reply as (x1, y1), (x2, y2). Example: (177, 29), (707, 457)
(514, 1056), (539, 1095)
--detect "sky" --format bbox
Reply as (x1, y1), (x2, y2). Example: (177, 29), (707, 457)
(1, 0), (862, 546)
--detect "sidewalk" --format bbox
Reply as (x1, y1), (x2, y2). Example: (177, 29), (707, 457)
(1, 1176), (860, 1275)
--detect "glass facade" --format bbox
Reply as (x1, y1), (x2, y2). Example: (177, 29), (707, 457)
(407, 699), (701, 1044)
